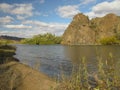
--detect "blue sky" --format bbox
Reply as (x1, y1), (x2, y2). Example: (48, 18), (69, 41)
(0, 0), (120, 37)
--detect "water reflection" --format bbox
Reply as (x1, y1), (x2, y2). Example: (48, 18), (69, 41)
(64, 45), (120, 72)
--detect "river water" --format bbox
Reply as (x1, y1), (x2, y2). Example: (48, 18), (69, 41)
(14, 44), (120, 78)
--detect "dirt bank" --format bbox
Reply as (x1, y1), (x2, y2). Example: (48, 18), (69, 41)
(0, 61), (56, 90)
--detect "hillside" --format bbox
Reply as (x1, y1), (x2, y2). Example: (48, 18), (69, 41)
(0, 35), (24, 41)
(61, 13), (120, 45)
(0, 35), (24, 44)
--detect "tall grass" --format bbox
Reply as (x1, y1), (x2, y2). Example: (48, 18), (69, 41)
(55, 54), (120, 90)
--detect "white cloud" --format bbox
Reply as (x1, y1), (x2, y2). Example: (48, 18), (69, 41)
(0, 20), (68, 38)
(43, 14), (49, 17)
(56, 0), (96, 18)
(0, 16), (14, 24)
(23, 20), (48, 27)
(0, 30), (34, 38)
(0, 3), (12, 12)
(85, 0), (120, 19)
(23, 20), (68, 36)
(80, 0), (96, 5)
(40, 0), (45, 4)
(23, 20), (68, 29)
(4, 24), (32, 29)
(57, 5), (80, 18)
(0, 3), (33, 17)
(16, 15), (29, 20)
(34, 12), (41, 16)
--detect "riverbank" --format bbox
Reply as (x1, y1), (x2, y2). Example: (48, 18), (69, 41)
(1, 45), (120, 90)
(0, 45), (56, 90)
(0, 61), (56, 90)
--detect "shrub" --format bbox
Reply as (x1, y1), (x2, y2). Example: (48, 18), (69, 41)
(21, 33), (62, 45)
(99, 36), (120, 45)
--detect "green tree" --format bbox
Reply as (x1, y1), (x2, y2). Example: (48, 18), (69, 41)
(21, 33), (62, 45)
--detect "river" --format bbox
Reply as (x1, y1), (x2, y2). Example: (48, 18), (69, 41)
(14, 44), (120, 78)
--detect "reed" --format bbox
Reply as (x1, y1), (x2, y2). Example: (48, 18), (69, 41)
(55, 54), (120, 90)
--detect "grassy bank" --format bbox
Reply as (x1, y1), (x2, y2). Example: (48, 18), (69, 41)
(0, 45), (19, 64)
(55, 55), (120, 90)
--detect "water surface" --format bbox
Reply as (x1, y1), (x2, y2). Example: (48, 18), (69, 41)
(14, 45), (120, 77)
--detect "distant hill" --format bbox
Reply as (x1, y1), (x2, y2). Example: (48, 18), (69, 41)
(62, 13), (120, 45)
(0, 35), (24, 41)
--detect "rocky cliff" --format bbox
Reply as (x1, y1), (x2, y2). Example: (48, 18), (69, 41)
(62, 13), (120, 45)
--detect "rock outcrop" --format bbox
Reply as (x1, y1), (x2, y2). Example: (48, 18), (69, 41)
(62, 13), (120, 45)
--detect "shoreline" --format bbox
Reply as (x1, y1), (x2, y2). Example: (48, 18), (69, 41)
(0, 60), (57, 90)
(0, 45), (57, 90)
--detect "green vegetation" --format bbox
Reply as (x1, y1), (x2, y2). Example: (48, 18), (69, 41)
(0, 39), (11, 45)
(55, 55), (120, 90)
(0, 39), (20, 45)
(99, 36), (120, 45)
(21, 33), (62, 45)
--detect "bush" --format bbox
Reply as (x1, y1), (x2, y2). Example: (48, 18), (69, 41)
(21, 33), (62, 45)
(99, 36), (120, 45)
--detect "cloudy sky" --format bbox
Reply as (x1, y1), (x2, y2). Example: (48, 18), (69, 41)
(0, 0), (120, 38)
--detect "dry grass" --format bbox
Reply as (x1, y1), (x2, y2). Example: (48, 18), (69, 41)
(55, 54), (120, 90)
